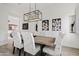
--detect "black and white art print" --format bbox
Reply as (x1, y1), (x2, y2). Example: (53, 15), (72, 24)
(42, 20), (49, 31)
(52, 18), (61, 31)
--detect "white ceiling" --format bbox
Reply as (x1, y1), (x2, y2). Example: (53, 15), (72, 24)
(0, 3), (77, 18)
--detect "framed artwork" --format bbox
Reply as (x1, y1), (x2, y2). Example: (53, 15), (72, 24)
(8, 24), (12, 30)
(52, 18), (61, 31)
(35, 24), (38, 31)
(42, 20), (49, 31)
(22, 23), (28, 30)
(8, 24), (17, 30)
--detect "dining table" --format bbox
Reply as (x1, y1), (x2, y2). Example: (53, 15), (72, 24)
(34, 35), (56, 56)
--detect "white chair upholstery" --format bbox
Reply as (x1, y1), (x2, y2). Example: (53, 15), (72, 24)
(43, 32), (65, 56)
(12, 30), (23, 49)
(21, 31), (40, 55)
(12, 30), (23, 55)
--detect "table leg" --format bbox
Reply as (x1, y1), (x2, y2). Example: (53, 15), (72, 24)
(40, 45), (45, 56)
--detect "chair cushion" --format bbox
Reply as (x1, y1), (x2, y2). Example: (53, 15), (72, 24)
(24, 44), (40, 55)
(43, 45), (61, 56)
(43, 46), (55, 56)
(14, 43), (23, 49)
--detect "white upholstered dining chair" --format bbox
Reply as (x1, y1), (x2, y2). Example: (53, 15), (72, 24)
(21, 31), (40, 56)
(12, 30), (23, 56)
(43, 32), (65, 56)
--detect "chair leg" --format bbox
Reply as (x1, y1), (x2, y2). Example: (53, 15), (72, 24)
(19, 49), (21, 56)
(13, 47), (15, 54)
(40, 45), (45, 56)
(60, 53), (62, 56)
(24, 51), (26, 56)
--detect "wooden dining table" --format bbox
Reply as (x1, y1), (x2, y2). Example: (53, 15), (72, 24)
(34, 35), (56, 56)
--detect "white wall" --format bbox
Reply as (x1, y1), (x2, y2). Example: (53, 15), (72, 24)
(63, 33), (79, 49)
(66, 4), (79, 49)
(76, 4), (79, 33)
(0, 4), (8, 46)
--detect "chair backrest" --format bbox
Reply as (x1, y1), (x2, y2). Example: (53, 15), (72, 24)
(12, 30), (22, 49)
(54, 32), (65, 55)
(21, 31), (36, 54)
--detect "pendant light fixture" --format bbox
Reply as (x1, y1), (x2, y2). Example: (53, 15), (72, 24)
(23, 3), (42, 22)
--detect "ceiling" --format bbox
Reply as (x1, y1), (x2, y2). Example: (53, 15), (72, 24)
(0, 3), (77, 18)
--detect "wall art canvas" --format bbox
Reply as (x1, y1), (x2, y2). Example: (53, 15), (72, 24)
(22, 23), (28, 30)
(42, 20), (49, 31)
(35, 24), (38, 31)
(52, 18), (61, 31)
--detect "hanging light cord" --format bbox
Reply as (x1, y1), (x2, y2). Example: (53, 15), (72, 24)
(29, 3), (31, 12)
(35, 3), (37, 18)
(35, 3), (36, 11)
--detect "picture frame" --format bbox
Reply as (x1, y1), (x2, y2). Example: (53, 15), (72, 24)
(35, 24), (38, 31)
(52, 18), (61, 31)
(22, 23), (29, 30)
(42, 20), (49, 31)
